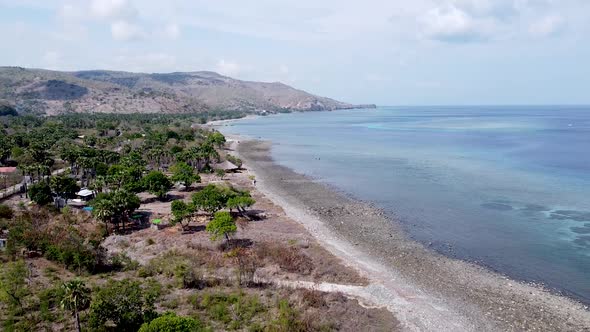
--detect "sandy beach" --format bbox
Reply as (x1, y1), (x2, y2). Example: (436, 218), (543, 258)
(231, 138), (590, 332)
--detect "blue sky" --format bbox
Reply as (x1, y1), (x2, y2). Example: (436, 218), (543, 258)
(0, 0), (589, 105)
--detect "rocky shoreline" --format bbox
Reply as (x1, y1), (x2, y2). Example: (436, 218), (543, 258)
(235, 138), (590, 332)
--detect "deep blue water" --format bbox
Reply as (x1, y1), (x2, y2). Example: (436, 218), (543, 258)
(221, 106), (590, 303)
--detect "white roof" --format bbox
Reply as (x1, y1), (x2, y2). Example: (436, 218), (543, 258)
(77, 189), (94, 197)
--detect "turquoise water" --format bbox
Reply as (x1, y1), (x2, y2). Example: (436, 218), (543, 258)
(221, 106), (590, 303)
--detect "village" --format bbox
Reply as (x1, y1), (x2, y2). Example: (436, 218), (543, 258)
(0, 113), (397, 331)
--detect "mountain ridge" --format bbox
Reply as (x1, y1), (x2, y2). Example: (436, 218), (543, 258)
(0, 66), (375, 115)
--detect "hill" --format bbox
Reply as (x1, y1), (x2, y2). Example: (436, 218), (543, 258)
(0, 67), (374, 115)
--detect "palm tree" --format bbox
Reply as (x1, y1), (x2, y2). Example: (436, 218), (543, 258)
(92, 196), (115, 235)
(60, 279), (91, 332)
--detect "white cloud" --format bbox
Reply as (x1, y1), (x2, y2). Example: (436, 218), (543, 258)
(216, 59), (242, 76)
(419, 4), (499, 43)
(529, 15), (564, 37)
(90, 0), (136, 20)
(110, 20), (144, 41)
(162, 23), (181, 39)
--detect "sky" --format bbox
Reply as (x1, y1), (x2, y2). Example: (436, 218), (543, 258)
(0, 0), (589, 105)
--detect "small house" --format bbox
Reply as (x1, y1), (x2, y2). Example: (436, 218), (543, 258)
(76, 188), (95, 201)
(70, 188), (96, 207)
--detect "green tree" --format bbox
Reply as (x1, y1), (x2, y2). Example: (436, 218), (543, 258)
(50, 175), (80, 203)
(170, 200), (191, 230)
(60, 279), (91, 332)
(92, 193), (115, 234)
(88, 279), (157, 331)
(227, 195), (256, 216)
(191, 184), (228, 215)
(138, 313), (204, 332)
(206, 211), (237, 242)
(215, 169), (225, 180)
(142, 171), (172, 200)
(170, 162), (200, 189)
(29, 182), (53, 206)
(0, 134), (12, 165)
(107, 164), (145, 193)
(91, 190), (140, 233)
(207, 131), (226, 148)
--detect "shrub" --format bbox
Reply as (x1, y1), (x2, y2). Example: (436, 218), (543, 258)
(193, 291), (265, 329)
(300, 289), (327, 308)
(0, 204), (13, 219)
(271, 299), (305, 332)
(173, 263), (203, 289)
(138, 313), (204, 332)
(88, 279), (158, 331)
(110, 252), (140, 271)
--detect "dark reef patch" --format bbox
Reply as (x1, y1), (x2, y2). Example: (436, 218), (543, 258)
(481, 202), (513, 211)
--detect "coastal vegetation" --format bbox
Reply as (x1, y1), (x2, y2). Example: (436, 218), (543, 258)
(0, 110), (391, 331)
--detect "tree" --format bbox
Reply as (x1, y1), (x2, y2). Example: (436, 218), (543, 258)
(215, 169), (225, 180)
(88, 279), (157, 331)
(91, 190), (140, 234)
(0, 134), (12, 165)
(207, 131), (226, 148)
(191, 184), (228, 215)
(206, 211), (237, 242)
(111, 190), (141, 232)
(142, 171), (172, 200)
(92, 193), (115, 234)
(50, 175), (80, 204)
(170, 200), (191, 230)
(107, 164), (144, 193)
(60, 279), (91, 332)
(227, 195), (256, 216)
(29, 182), (53, 206)
(170, 162), (200, 189)
(138, 313), (204, 332)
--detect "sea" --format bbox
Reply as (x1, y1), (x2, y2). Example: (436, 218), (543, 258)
(220, 106), (590, 303)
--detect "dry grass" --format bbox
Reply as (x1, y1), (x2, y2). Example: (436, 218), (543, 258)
(254, 241), (314, 275)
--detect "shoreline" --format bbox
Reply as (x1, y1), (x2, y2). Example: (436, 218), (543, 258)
(231, 137), (590, 331)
